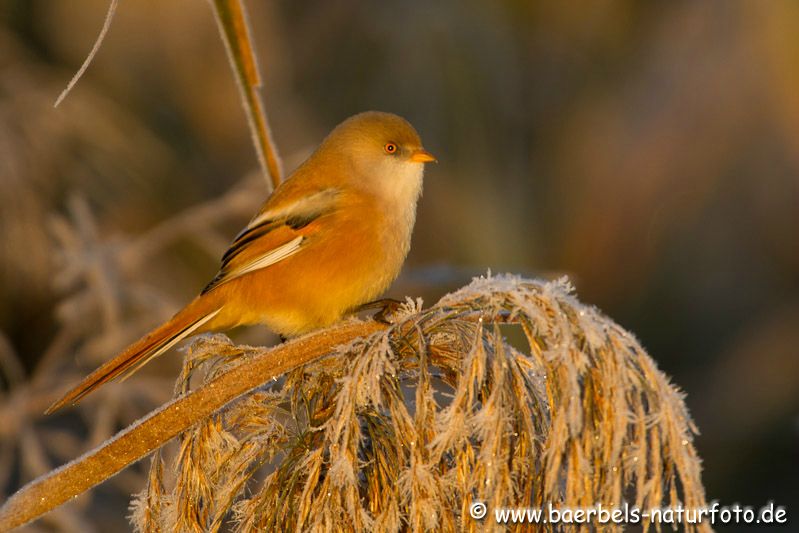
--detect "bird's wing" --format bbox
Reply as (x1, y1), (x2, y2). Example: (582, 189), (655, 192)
(202, 187), (339, 293)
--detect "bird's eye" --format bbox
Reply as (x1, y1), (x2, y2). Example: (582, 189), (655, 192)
(384, 142), (398, 154)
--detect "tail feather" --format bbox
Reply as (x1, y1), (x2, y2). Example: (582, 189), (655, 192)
(45, 302), (223, 414)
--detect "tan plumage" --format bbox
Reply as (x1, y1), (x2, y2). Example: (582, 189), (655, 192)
(46, 111), (435, 413)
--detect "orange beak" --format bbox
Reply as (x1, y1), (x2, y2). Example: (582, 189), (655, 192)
(410, 148), (437, 163)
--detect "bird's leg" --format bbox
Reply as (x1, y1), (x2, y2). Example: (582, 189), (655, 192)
(357, 298), (404, 324)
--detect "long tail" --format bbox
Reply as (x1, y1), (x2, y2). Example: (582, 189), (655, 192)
(45, 297), (223, 414)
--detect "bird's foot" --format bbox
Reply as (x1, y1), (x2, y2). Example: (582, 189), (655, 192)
(358, 298), (404, 324)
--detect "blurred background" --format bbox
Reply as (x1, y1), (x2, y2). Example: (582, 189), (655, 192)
(1, 1), (797, 530)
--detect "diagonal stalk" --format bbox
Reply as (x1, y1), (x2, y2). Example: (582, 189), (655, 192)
(0, 321), (384, 531)
(211, 0), (283, 190)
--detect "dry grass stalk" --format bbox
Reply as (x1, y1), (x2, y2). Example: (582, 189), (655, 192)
(109, 274), (707, 533)
(211, 0), (283, 189)
(53, 0), (119, 108)
(51, 0), (282, 189)
(0, 321), (385, 531)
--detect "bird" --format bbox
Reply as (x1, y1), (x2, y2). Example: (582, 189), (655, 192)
(46, 111), (436, 414)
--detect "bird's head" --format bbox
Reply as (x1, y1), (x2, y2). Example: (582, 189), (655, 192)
(319, 111), (436, 204)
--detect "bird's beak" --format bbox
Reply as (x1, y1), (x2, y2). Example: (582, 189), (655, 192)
(410, 148), (437, 163)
